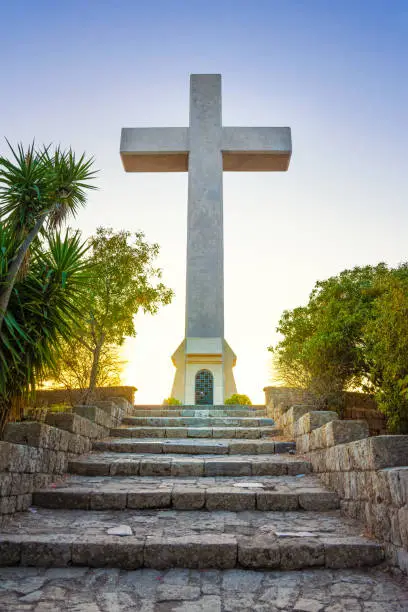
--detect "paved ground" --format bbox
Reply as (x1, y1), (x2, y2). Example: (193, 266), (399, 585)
(0, 566), (407, 611)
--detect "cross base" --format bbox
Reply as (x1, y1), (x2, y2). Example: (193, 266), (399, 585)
(171, 338), (237, 405)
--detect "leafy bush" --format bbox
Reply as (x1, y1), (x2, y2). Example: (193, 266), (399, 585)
(225, 394), (252, 405)
(270, 263), (408, 432)
(163, 397), (181, 406)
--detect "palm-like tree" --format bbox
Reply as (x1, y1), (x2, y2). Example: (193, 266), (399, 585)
(0, 229), (91, 434)
(0, 143), (96, 330)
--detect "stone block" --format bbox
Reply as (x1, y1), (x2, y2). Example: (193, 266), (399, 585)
(295, 434), (310, 454)
(0, 496), (16, 514)
(0, 537), (21, 565)
(72, 536), (144, 569)
(298, 490), (339, 511)
(127, 489), (172, 509)
(33, 489), (90, 510)
(238, 428), (258, 439)
(206, 487), (256, 511)
(10, 473), (34, 495)
(20, 535), (72, 566)
(348, 436), (408, 471)
(287, 460), (311, 476)
(90, 491), (127, 510)
(144, 535), (237, 569)
(398, 505), (408, 548)
(69, 460), (110, 476)
(110, 460), (140, 476)
(279, 539), (325, 570)
(228, 441), (258, 454)
(139, 459), (172, 477)
(256, 492), (298, 511)
(252, 460), (287, 476)
(294, 411), (338, 437)
(46, 412), (107, 439)
(3, 422), (53, 449)
(324, 538), (384, 568)
(238, 536), (280, 568)
(204, 459), (251, 477)
(212, 428), (235, 438)
(323, 420), (369, 448)
(167, 427), (188, 438)
(73, 405), (112, 428)
(33, 474), (53, 490)
(16, 493), (32, 511)
(171, 459), (204, 477)
(274, 442), (295, 454)
(172, 487), (205, 509)
(0, 474), (12, 496)
(256, 441), (277, 454)
(383, 467), (408, 507)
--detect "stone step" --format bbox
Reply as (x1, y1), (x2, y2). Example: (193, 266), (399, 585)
(32, 476), (340, 512)
(122, 416), (275, 427)
(0, 507), (384, 570)
(69, 453), (310, 477)
(131, 408), (268, 417)
(110, 426), (278, 439)
(93, 438), (295, 455)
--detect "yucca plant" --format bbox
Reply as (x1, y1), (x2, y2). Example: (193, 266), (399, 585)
(0, 143), (97, 330)
(0, 229), (91, 434)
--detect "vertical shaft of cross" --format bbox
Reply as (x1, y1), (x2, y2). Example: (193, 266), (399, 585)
(186, 74), (224, 339)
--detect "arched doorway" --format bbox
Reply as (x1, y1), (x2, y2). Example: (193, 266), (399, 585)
(195, 370), (214, 405)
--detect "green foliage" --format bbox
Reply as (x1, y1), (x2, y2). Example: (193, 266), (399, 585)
(225, 393), (252, 405)
(0, 142), (96, 331)
(0, 230), (91, 432)
(363, 269), (408, 433)
(270, 263), (408, 431)
(51, 227), (173, 402)
(163, 397), (181, 406)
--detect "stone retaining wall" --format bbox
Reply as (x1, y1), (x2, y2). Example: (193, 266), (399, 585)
(0, 397), (132, 523)
(264, 386), (387, 435)
(29, 385), (137, 407)
(290, 408), (408, 573)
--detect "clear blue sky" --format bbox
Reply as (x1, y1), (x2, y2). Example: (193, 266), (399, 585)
(2, 1), (408, 403)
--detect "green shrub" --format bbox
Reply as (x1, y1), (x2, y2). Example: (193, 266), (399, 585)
(225, 394), (252, 405)
(163, 397), (181, 406)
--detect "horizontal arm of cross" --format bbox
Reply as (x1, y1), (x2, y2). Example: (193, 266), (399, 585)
(120, 126), (291, 172)
(222, 127), (291, 171)
(120, 127), (189, 172)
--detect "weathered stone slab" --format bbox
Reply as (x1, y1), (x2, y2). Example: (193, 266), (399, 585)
(73, 405), (112, 428)
(144, 535), (237, 569)
(139, 458), (172, 477)
(20, 535), (72, 567)
(237, 537), (280, 568)
(279, 539), (325, 570)
(323, 537), (384, 568)
(127, 490), (172, 509)
(172, 487), (205, 509)
(46, 413), (107, 440)
(348, 436), (408, 471)
(294, 411), (339, 437)
(256, 492), (298, 511)
(204, 459), (251, 477)
(72, 536), (144, 569)
(171, 458), (204, 477)
(206, 487), (256, 511)
(298, 490), (339, 511)
(323, 420), (369, 448)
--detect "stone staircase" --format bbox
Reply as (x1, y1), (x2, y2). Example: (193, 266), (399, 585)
(0, 404), (384, 571)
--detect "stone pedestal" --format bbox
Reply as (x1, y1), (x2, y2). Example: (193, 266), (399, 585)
(171, 338), (237, 405)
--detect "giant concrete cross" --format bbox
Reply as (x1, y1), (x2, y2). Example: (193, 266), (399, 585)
(120, 74), (291, 405)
